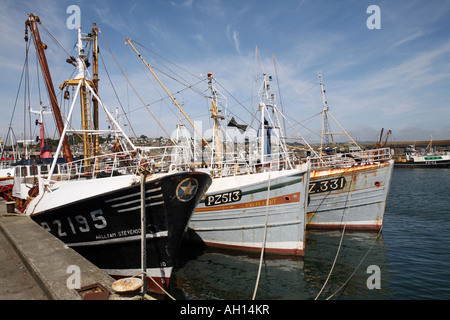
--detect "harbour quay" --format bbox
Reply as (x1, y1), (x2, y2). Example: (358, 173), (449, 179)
(0, 199), (151, 300)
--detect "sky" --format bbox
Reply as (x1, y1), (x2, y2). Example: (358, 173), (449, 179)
(1, 0), (449, 146)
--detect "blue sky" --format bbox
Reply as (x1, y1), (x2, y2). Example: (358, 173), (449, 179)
(1, 0), (449, 145)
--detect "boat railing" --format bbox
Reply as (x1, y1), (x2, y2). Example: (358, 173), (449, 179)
(309, 147), (392, 170)
(0, 160), (15, 169)
(183, 150), (297, 178)
(56, 146), (185, 181)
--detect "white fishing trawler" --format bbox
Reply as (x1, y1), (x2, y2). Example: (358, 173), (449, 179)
(307, 148), (394, 230)
(124, 39), (311, 256)
(303, 74), (394, 230)
(188, 73), (310, 255)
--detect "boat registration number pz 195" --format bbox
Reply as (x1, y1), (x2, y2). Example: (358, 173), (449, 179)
(205, 190), (242, 206)
(309, 177), (346, 194)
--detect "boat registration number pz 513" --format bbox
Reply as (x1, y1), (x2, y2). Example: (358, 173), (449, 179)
(205, 190), (242, 206)
(309, 177), (346, 194)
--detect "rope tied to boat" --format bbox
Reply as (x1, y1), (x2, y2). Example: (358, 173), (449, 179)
(136, 158), (153, 176)
(325, 226), (384, 300)
(252, 170), (271, 300)
(314, 165), (356, 300)
(111, 271), (176, 300)
(132, 271), (176, 300)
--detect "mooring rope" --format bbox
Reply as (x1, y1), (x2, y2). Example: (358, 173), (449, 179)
(252, 170), (272, 300)
(132, 271), (176, 300)
(325, 225), (383, 300)
(314, 166), (356, 300)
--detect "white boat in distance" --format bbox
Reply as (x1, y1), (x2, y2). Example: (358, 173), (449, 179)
(395, 137), (450, 168)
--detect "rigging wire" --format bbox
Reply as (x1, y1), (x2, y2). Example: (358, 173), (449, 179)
(128, 47), (186, 122)
(130, 41), (212, 100)
(98, 49), (138, 139)
(272, 55), (318, 113)
(119, 41), (266, 140)
(40, 21), (74, 60)
(273, 55), (287, 135)
(99, 30), (174, 142)
(129, 40), (259, 136)
(2, 41), (29, 160)
(131, 39), (203, 83)
(214, 80), (258, 127)
(24, 38), (31, 156)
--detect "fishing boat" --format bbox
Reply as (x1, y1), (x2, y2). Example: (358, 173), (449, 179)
(395, 138), (450, 168)
(303, 74), (394, 230)
(124, 40), (311, 256)
(307, 148), (394, 230)
(185, 73), (310, 255)
(0, 163), (14, 200)
(15, 14), (212, 294)
(11, 104), (58, 203)
(0, 130), (17, 200)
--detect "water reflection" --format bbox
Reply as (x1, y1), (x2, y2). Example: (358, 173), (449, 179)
(172, 169), (450, 300)
(172, 230), (392, 300)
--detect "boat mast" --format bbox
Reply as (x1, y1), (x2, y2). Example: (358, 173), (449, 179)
(260, 75), (267, 163)
(258, 73), (291, 167)
(207, 72), (224, 165)
(91, 23), (100, 158)
(317, 73), (362, 152)
(125, 38), (211, 151)
(25, 13), (73, 162)
(29, 104), (52, 158)
(76, 26), (94, 162)
(59, 24), (110, 168)
(318, 73), (334, 153)
(427, 136), (433, 154)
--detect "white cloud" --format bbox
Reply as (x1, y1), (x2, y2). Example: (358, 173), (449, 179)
(226, 24), (241, 54)
(232, 30), (241, 54)
(170, 0), (193, 8)
(390, 30), (425, 48)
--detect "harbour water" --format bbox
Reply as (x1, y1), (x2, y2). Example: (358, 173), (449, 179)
(171, 168), (450, 300)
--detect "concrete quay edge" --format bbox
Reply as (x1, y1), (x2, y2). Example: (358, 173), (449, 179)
(0, 199), (136, 300)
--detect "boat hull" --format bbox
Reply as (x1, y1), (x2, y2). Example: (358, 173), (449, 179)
(0, 179), (13, 199)
(394, 160), (450, 168)
(187, 164), (310, 256)
(0, 166), (14, 199)
(28, 171), (211, 294)
(307, 160), (394, 230)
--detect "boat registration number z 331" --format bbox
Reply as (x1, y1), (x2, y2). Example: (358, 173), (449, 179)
(205, 190), (242, 206)
(309, 177), (346, 194)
